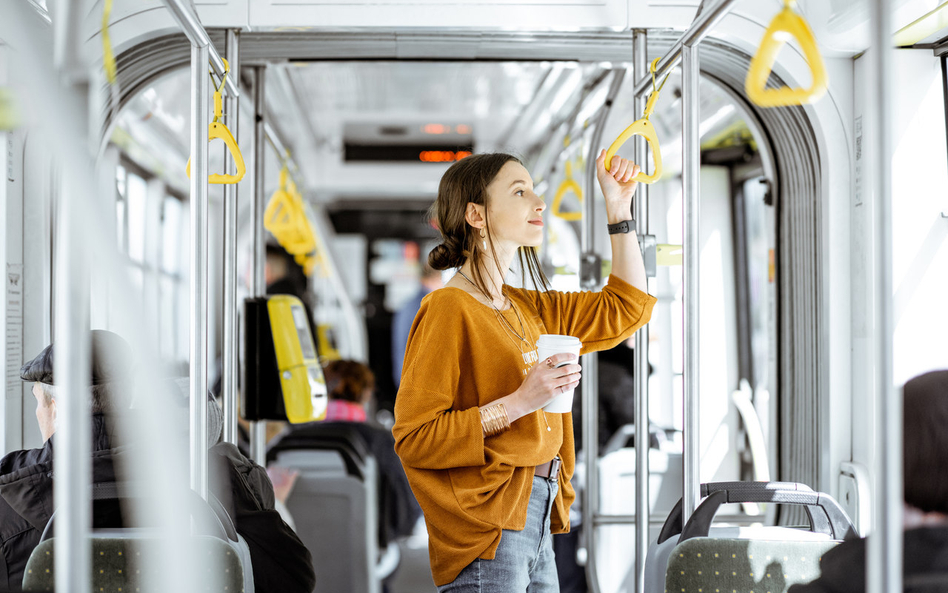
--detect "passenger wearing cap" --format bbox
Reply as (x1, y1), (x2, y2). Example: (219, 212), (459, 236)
(0, 330), (130, 590)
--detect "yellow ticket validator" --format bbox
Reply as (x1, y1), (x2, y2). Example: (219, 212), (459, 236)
(244, 295), (327, 423)
(267, 296), (328, 423)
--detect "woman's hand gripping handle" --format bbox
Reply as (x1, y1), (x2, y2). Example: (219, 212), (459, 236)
(596, 149), (641, 225)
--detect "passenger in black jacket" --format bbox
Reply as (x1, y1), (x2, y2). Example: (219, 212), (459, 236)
(0, 331), (316, 593)
(0, 330), (130, 590)
(789, 370), (948, 593)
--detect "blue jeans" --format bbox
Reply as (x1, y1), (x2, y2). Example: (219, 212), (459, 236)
(438, 476), (560, 593)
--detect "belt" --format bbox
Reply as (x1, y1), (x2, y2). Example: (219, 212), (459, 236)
(534, 457), (562, 481)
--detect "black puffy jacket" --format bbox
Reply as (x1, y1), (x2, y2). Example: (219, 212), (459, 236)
(0, 415), (315, 593)
(0, 414), (119, 590)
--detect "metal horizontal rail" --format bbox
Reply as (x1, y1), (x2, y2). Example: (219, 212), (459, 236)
(592, 514), (677, 526)
(264, 121), (305, 187)
(631, 0), (738, 99)
(592, 513), (768, 526)
(161, 0), (240, 98)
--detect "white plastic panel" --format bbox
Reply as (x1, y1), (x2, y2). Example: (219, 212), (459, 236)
(83, 1), (250, 63)
(249, 0), (627, 30)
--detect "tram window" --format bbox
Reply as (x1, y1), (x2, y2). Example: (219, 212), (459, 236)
(108, 155), (189, 365)
(890, 50), (948, 383)
(115, 165), (127, 252)
(125, 172), (147, 263)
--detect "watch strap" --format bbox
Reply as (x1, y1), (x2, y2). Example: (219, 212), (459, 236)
(607, 220), (636, 234)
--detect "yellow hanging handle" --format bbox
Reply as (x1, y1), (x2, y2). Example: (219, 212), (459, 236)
(604, 57), (664, 185)
(265, 165), (322, 277)
(186, 59), (247, 184)
(551, 160), (584, 222)
(101, 0), (117, 86)
(745, 0), (828, 108)
(265, 167), (315, 255)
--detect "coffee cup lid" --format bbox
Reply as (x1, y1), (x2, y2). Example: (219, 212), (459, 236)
(537, 334), (581, 346)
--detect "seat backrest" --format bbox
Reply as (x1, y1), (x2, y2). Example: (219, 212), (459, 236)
(646, 482), (856, 593)
(33, 485), (255, 593)
(664, 537), (837, 593)
(22, 535), (246, 592)
(275, 447), (380, 593)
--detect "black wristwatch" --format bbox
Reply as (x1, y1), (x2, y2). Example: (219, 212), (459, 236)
(607, 220), (636, 235)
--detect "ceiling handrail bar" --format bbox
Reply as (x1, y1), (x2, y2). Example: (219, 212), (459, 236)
(630, 0), (739, 100)
(161, 0), (240, 98)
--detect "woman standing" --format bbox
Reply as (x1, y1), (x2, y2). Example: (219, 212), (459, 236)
(393, 150), (656, 592)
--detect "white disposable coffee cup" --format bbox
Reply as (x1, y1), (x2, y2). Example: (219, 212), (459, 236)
(536, 334), (582, 413)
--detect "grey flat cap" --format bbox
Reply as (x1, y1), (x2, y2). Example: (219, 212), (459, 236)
(19, 330), (132, 385)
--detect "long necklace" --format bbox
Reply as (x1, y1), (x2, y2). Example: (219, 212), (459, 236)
(457, 270), (552, 432)
(456, 270), (529, 347)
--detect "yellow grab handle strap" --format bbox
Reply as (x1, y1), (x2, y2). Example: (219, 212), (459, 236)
(264, 189), (298, 235)
(185, 122), (247, 184)
(551, 178), (583, 222)
(603, 118), (663, 184)
(101, 0), (117, 86)
(745, 5), (828, 108)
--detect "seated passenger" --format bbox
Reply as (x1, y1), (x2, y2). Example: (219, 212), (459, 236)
(163, 377), (315, 593)
(789, 369), (948, 593)
(268, 359), (421, 543)
(0, 331), (316, 593)
(0, 330), (130, 590)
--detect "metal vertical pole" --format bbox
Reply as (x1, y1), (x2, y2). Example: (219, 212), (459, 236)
(51, 0), (82, 75)
(50, 1), (92, 589)
(189, 43), (210, 500)
(632, 30), (650, 593)
(222, 30), (240, 446)
(867, 0), (900, 591)
(250, 66), (268, 464)
(580, 68), (624, 593)
(681, 42), (701, 525)
(54, 180), (92, 593)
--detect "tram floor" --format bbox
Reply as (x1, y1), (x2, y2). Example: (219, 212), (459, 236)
(390, 525), (438, 593)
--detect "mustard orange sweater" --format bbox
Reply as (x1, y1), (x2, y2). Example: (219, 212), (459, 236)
(392, 274), (656, 586)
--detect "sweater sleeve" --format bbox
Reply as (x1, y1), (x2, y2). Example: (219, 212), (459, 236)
(392, 295), (487, 470)
(532, 274), (657, 354)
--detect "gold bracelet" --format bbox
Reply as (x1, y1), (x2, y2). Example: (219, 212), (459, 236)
(480, 403), (511, 437)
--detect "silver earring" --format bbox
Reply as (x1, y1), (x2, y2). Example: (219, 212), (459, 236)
(480, 229), (487, 250)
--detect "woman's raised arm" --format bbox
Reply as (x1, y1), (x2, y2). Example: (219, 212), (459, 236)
(595, 149), (648, 294)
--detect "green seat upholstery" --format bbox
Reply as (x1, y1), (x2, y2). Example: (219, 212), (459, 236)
(22, 536), (245, 592)
(664, 537), (838, 593)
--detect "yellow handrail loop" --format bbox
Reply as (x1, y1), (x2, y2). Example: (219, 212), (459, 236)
(551, 158), (584, 222)
(745, 0), (828, 108)
(604, 57), (665, 184)
(186, 58), (247, 184)
(265, 164), (325, 277)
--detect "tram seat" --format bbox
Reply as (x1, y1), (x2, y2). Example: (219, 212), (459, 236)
(594, 424), (683, 593)
(646, 481), (856, 593)
(267, 424), (383, 593)
(22, 485), (252, 592)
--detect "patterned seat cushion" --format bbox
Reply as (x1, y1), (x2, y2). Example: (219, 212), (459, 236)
(22, 536), (245, 593)
(664, 537), (838, 593)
